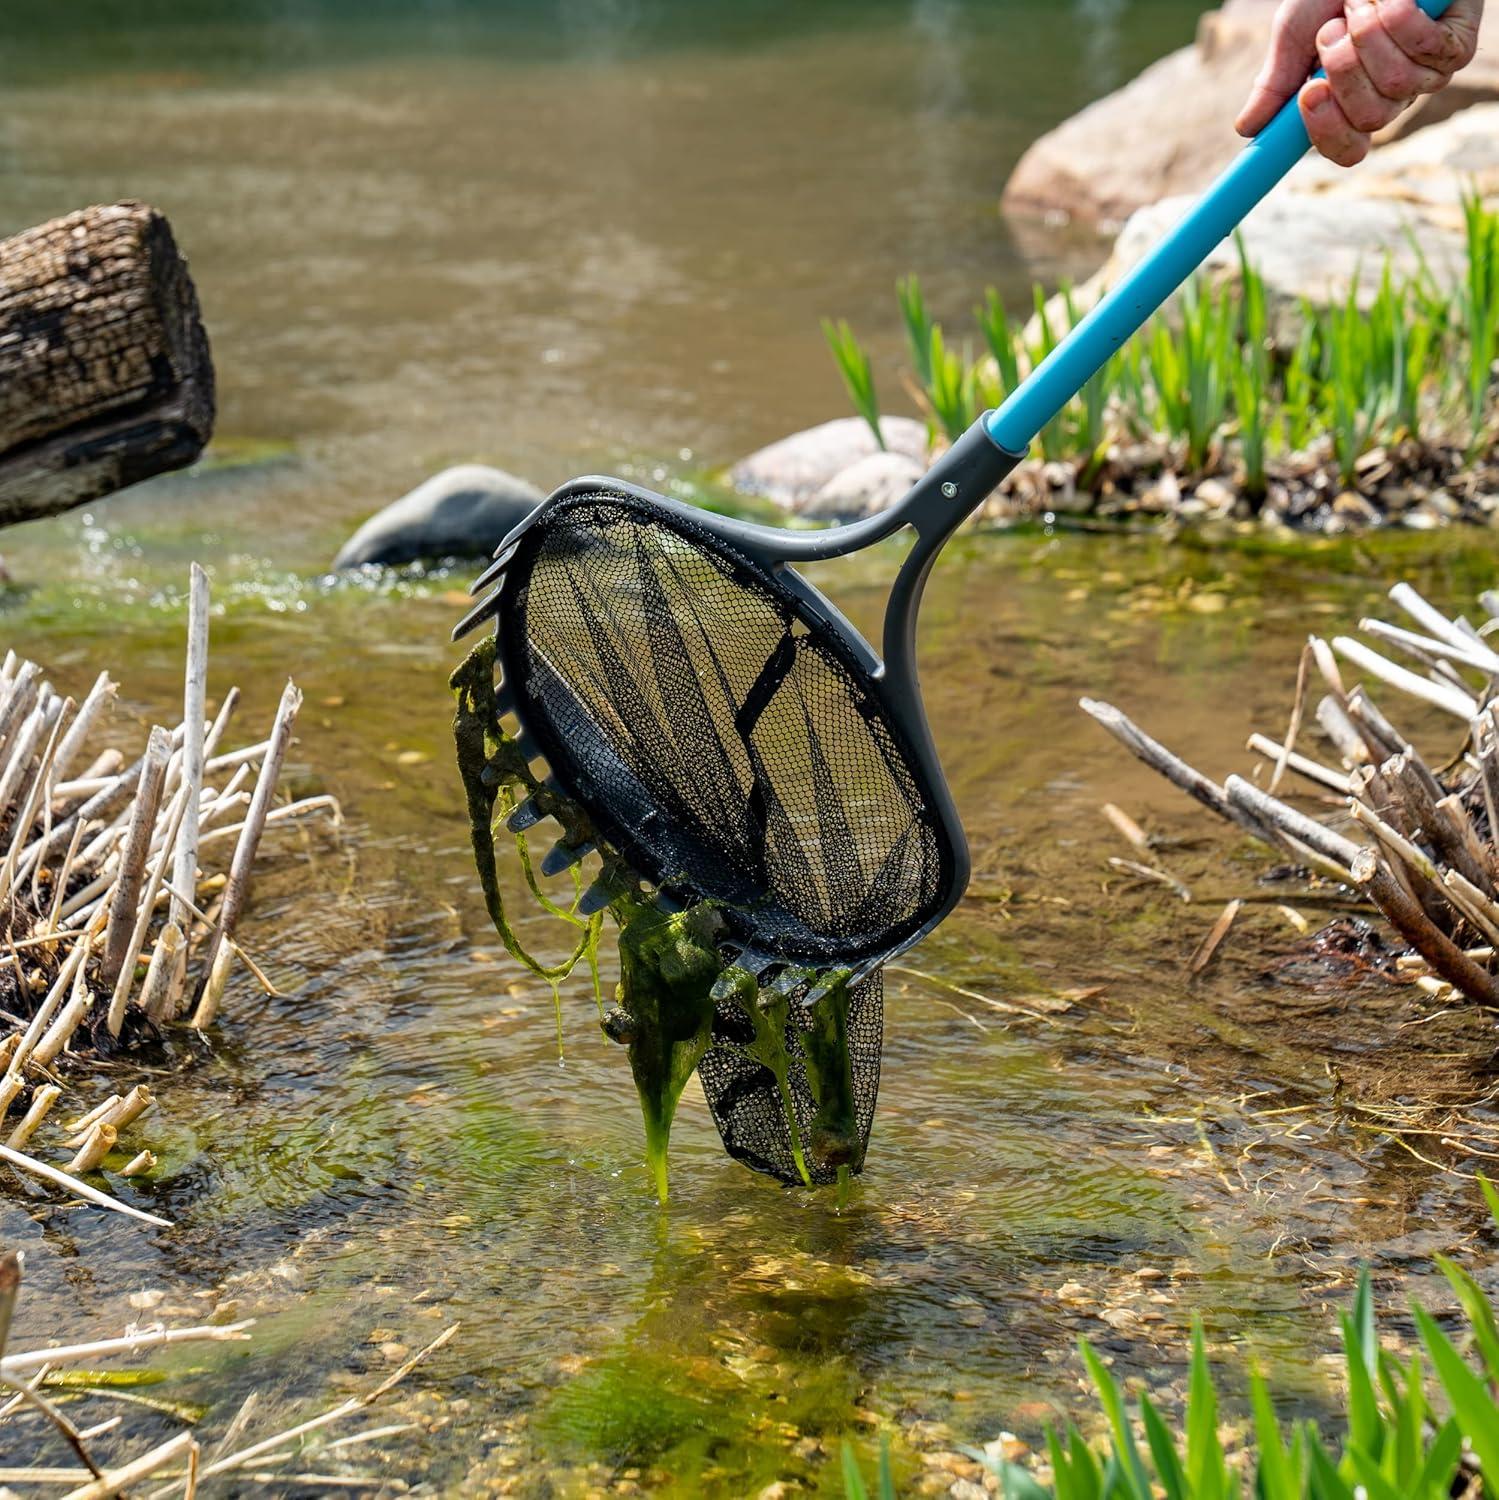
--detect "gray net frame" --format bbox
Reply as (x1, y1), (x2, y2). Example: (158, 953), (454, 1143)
(497, 486), (959, 969)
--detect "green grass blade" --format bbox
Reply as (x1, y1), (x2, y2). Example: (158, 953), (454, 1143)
(1346, 1447), (1410, 1500)
(1480, 1173), (1499, 1228)
(822, 318), (884, 451)
(1079, 1340), (1152, 1498)
(897, 274), (935, 390)
(997, 1461), (1054, 1500)
(1307, 1436), (1358, 1500)
(1185, 1321), (1226, 1500)
(1140, 1393), (1188, 1500)
(877, 1435), (896, 1500)
(1413, 1416), (1463, 1497)
(1434, 1253), (1499, 1386)
(841, 1441), (870, 1500)
(1065, 1423), (1104, 1500)
(1249, 1370), (1296, 1499)
(1413, 1302), (1499, 1494)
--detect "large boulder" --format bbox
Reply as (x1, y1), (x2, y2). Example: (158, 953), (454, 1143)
(1102, 189), (1463, 336)
(1292, 101), (1499, 222)
(801, 450), (927, 522)
(332, 464), (544, 569)
(1001, 1), (1499, 232)
(1001, 6), (1274, 231)
(727, 416), (928, 511)
(1024, 99), (1499, 350)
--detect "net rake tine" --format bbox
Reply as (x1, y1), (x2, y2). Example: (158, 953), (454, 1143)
(469, 542), (520, 597)
(505, 797), (546, 833)
(737, 949), (778, 980)
(576, 879), (614, 917)
(540, 837), (595, 877)
(766, 966), (805, 999)
(804, 972), (844, 1005)
(451, 585), (506, 642)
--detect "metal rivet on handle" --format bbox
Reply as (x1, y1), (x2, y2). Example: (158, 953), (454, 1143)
(940, 481), (958, 499)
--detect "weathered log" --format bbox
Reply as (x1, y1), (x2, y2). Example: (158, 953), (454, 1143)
(0, 201), (213, 526)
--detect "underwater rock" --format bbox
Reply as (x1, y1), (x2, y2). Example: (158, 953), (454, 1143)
(333, 463), (544, 569)
(727, 416), (928, 512)
(802, 450), (927, 522)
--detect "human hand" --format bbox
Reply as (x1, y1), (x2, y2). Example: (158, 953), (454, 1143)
(1235, 0), (1483, 166)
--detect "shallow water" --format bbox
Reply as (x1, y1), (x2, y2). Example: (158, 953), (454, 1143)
(4, 4), (1499, 1496)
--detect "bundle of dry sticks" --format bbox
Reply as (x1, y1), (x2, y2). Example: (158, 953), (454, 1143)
(1085, 580), (1499, 1008)
(0, 564), (337, 1226)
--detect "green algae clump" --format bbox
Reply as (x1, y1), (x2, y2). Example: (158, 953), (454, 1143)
(450, 637), (602, 1007)
(800, 970), (864, 1182)
(450, 636), (868, 1199)
(612, 898), (723, 1203)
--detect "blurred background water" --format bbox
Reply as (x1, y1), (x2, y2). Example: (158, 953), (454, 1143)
(2, 0), (1198, 565)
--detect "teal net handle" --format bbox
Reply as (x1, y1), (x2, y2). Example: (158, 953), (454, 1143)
(984, 0), (1456, 455)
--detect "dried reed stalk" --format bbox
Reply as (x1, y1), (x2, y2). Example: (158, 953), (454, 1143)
(161, 564), (210, 1021)
(100, 725), (168, 1009)
(192, 681), (302, 1028)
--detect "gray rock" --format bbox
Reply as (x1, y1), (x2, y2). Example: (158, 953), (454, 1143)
(727, 416), (928, 511)
(333, 464), (544, 569)
(1120, 191), (1462, 333)
(1291, 101), (1499, 216)
(1002, 2), (1499, 231)
(1029, 181), (1464, 351)
(802, 451), (926, 521)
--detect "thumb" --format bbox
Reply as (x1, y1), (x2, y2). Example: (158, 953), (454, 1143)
(1446, 0), (1485, 70)
(1236, 0), (1346, 136)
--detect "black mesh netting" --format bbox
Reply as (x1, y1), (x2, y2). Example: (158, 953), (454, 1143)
(698, 972), (883, 1186)
(501, 489), (955, 967)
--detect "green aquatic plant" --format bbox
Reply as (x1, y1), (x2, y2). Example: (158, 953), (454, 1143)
(1147, 276), (1234, 473)
(977, 287), (1023, 401)
(449, 637), (604, 1046)
(843, 1178), (1499, 1499)
(843, 1436), (897, 1500)
(799, 968), (862, 1183)
(712, 964), (813, 1188)
(926, 323), (983, 443)
(1233, 236), (1270, 501)
(823, 317), (885, 451)
(450, 638), (866, 1199)
(897, 274), (935, 391)
(1279, 313), (1321, 457)
(1460, 187), (1499, 452)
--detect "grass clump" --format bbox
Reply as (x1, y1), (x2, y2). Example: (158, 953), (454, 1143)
(844, 1179), (1499, 1499)
(824, 192), (1499, 519)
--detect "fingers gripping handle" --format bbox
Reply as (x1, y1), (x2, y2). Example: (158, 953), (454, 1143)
(983, 0), (1456, 456)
